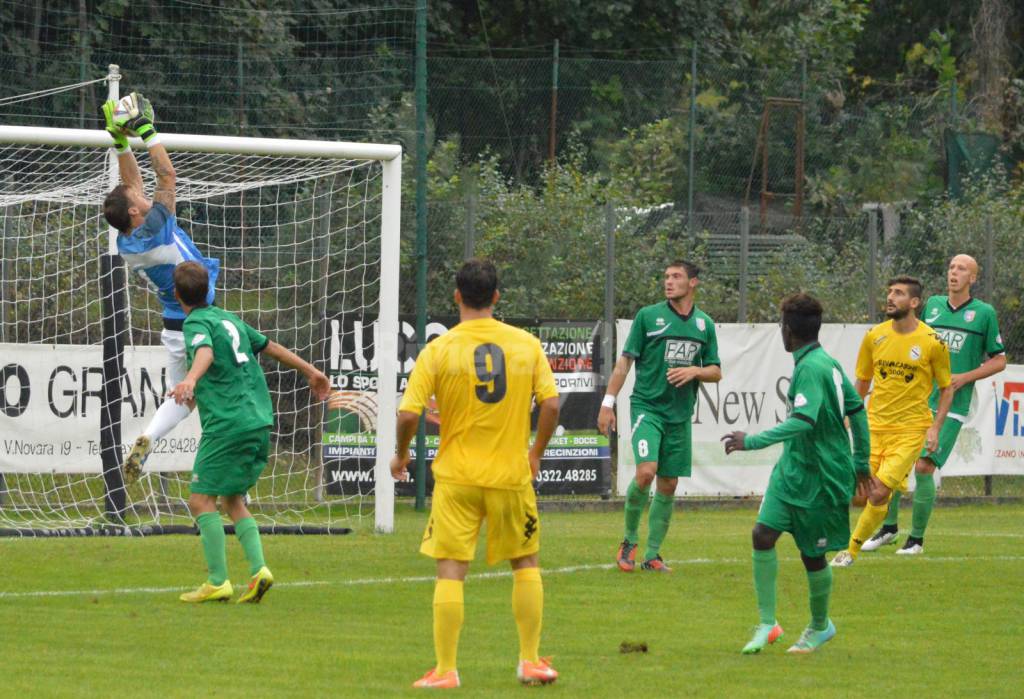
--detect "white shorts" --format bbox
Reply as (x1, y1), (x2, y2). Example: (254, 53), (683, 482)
(162, 328), (187, 386)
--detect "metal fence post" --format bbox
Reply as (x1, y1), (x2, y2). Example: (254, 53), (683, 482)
(603, 202), (616, 383)
(548, 39), (559, 162)
(686, 41), (697, 234)
(984, 216), (995, 299)
(738, 207), (750, 322)
(867, 209), (878, 322)
(237, 37), (245, 134)
(464, 169), (477, 259)
(78, 0), (88, 128)
(985, 215), (995, 497)
(413, 0), (428, 511)
(602, 202), (616, 499)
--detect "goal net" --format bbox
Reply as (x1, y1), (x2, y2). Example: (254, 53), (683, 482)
(0, 124), (401, 535)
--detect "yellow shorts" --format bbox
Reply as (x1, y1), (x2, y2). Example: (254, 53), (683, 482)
(870, 430), (928, 493)
(420, 482), (540, 565)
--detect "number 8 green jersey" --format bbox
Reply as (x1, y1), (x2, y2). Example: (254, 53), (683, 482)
(184, 305), (274, 436)
(623, 301), (720, 423)
(922, 296), (1004, 419)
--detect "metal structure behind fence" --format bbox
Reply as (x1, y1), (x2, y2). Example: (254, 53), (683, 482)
(1, 3), (1019, 498)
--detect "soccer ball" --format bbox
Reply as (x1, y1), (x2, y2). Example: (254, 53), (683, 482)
(113, 93), (155, 134)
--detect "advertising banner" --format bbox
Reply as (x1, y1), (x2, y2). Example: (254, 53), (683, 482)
(321, 317), (611, 496)
(614, 323), (1024, 496)
(943, 366), (1024, 476)
(0, 343), (201, 472)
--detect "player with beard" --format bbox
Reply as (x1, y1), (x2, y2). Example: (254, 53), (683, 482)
(862, 255), (1005, 555)
(831, 277), (953, 567)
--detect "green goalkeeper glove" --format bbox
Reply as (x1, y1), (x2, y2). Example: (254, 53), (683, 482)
(101, 100), (130, 154)
(112, 92), (159, 146)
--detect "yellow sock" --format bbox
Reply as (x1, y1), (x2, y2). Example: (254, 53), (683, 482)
(433, 579), (464, 674)
(512, 567), (543, 663)
(850, 499), (892, 557)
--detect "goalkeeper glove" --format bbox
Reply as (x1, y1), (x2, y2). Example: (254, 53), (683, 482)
(101, 100), (130, 154)
(112, 92), (159, 146)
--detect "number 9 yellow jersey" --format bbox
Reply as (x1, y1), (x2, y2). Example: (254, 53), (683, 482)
(398, 318), (559, 489)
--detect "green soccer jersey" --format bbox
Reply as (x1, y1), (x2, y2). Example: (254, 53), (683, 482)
(622, 301), (720, 423)
(922, 295), (1004, 419)
(183, 305), (274, 436)
(760, 343), (864, 508)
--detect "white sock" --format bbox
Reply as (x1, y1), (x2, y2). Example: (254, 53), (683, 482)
(143, 399), (192, 441)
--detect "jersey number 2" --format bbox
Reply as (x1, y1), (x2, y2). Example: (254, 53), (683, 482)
(473, 343), (506, 403)
(221, 320), (250, 365)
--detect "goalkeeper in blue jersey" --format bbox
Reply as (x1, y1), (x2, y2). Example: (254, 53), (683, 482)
(101, 92), (220, 483)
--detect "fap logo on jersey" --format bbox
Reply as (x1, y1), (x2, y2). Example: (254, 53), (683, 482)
(664, 339), (699, 366)
(909, 345), (921, 361)
(927, 308), (941, 323)
(937, 328), (966, 352)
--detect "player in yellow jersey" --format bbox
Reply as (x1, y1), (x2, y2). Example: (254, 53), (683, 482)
(831, 277), (953, 567)
(391, 259), (561, 689)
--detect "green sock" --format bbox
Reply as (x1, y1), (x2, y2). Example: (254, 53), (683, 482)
(196, 511), (228, 586)
(883, 490), (901, 527)
(806, 567), (832, 631)
(911, 473), (936, 539)
(752, 549), (778, 625)
(623, 479), (648, 544)
(643, 492), (674, 560)
(234, 516), (266, 575)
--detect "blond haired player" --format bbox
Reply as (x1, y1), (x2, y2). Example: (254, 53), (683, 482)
(390, 259), (561, 689)
(831, 277), (953, 567)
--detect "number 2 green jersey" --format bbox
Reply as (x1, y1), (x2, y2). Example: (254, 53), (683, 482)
(922, 296), (1004, 419)
(184, 305), (274, 436)
(622, 301), (720, 423)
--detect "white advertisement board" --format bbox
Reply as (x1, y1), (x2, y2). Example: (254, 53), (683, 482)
(615, 323), (1023, 496)
(0, 343), (200, 473)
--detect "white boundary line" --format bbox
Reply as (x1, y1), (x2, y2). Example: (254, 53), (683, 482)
(1, 555), (1022, 600)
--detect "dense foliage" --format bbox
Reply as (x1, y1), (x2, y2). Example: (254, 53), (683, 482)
(1, 1), (1022, 349)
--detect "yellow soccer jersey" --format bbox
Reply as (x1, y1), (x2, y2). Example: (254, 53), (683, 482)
(398, 317), (559, 489)
(855, 319), (951, 432)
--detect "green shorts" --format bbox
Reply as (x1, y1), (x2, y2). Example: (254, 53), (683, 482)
(629, 407), (692, 478)
(919, 416), (963, 468)
(191, 427), (271, 496)
(756, 488), (849, 558)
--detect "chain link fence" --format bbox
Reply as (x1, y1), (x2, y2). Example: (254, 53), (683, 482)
(2, 2), (1021, 498)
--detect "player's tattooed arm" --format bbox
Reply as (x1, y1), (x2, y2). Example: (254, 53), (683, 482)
(148, 143), (177, 214)
(116, 150), (144, 192)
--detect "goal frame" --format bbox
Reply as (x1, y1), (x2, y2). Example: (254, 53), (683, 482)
(0, 125), (402, 534)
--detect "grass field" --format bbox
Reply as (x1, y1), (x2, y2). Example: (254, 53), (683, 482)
(1, 503), (1021, 698)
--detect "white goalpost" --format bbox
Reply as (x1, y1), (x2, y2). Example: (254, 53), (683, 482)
(0, 68), (401, 535)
